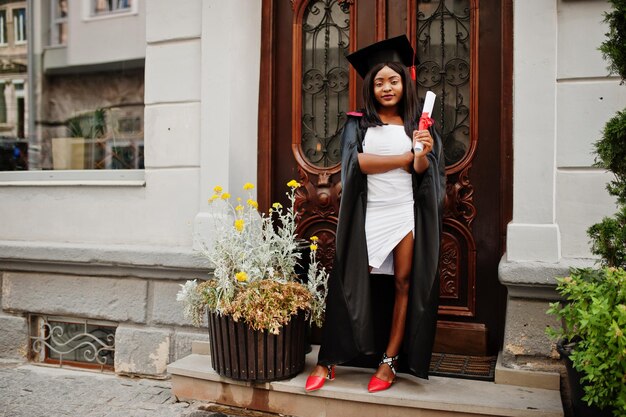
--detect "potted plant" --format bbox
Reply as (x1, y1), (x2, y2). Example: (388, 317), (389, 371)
(177, 181), (329, 382)
(52, 108), (106, 170)
(547, 268), (626, 416)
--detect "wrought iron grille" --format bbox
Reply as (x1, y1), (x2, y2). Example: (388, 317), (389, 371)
(416, 0), (471, 167)
(301, 0), (350, 168)
(29, 315), (116, 371)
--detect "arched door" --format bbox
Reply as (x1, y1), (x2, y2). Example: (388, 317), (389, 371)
(258, 0), (512, 355)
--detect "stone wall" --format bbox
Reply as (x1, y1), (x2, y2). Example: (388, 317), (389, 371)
(0, 242), (210, 377)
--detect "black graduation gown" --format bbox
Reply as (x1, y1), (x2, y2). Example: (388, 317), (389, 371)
(318, 114), (446, 379)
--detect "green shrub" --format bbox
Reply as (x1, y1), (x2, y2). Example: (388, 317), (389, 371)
(589, 109), (626, 267)
(588, 206), (626, 268)
(600, 0), (626, 83)
(547, 268), (626, 415)
(593, 109), (626, 204)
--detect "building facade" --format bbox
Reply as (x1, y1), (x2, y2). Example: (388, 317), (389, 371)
(0, 0), (620, 392)
(0, 0), (28, 170)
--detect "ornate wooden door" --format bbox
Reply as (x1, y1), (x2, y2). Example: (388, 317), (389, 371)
(258, 0), (512, 355)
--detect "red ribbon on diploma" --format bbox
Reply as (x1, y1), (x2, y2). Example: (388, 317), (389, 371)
(418, 112), (434, 131)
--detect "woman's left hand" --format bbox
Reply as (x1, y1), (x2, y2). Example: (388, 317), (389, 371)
(412, 130), (433, 158)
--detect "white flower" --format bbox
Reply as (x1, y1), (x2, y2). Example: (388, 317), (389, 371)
(176, 280), (197, 301)
(176, 280), (206, 326)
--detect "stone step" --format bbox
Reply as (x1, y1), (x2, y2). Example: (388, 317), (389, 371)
(168, 347), (563, 417)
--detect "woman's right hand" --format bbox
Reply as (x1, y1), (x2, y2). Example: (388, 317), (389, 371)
(401, 151), (414, 172)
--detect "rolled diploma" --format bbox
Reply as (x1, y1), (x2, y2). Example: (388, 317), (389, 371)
(415, 91), (436, 152)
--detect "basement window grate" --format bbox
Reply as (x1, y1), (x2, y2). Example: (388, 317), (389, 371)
(29, 315), (116, 371)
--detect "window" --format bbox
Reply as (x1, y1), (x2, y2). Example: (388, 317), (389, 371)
(50, 0), (68, 46)
(0, 10), (7, 45)
(0, 2), (145, 175)
(13, 8), (26, 44)
(300, 1), (350, 168)
(92, 0), (132, 17)
(29, 315), (116, 371)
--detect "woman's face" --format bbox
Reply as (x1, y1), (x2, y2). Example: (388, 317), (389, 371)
(373, 65), (403, 109)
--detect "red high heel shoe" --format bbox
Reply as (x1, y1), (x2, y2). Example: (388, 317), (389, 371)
(305, 365), (335, 392)
(368, 352), (399, 393)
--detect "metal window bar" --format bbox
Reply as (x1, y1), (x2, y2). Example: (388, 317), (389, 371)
(301, 0), (350, 168)
(29, 315), (116, 372)
(416, 0), (471, 167)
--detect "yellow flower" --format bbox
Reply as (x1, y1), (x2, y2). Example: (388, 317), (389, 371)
(247, 199), (259, 209)
(213, 185), (223, 194)
(208, 194), (219, 203)
(235, 271), (248, 282)
(287, 179), (301, 188)
(310, 236), (319, 242)
(237, 197), (242, 202)
(243, 182), (255, 190)
(272, 202), (283, 209)
(221, 192), (231, 200)
(235, 205), (244, 211)
(310, 244), (318, 251)
(234, 219), (244, 232)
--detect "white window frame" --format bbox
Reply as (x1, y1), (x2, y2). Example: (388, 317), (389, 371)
(0, 10), (7, 46)
(13, 8), (26, 45)
(0, 169), (146, 186)
(49, 0), (68, 46)
(83, 0), (138, 21)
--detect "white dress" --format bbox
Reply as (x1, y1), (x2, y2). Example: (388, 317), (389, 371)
(362, 125), (415, 275)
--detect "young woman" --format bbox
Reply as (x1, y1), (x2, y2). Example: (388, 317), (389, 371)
(305, 36), (446, 393)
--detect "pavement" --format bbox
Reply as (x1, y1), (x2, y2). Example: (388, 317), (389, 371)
(0, 360), (285, 417)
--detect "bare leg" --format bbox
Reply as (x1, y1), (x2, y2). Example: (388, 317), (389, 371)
(374, 231), (413, 382)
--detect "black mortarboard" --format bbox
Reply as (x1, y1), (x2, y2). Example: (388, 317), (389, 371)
(345, 35), (417, 79)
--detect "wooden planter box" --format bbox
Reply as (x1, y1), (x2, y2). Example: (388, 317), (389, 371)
(207, 310), (307, 382)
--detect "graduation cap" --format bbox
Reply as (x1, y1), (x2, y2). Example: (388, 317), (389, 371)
(345, 35), (418, 80)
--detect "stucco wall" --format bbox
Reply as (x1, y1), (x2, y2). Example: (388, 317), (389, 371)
(508, 0), (619, 262)
(0, 0), (262, 376)
(555, 0), (623, 258)
(0, 0), (261, 248)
